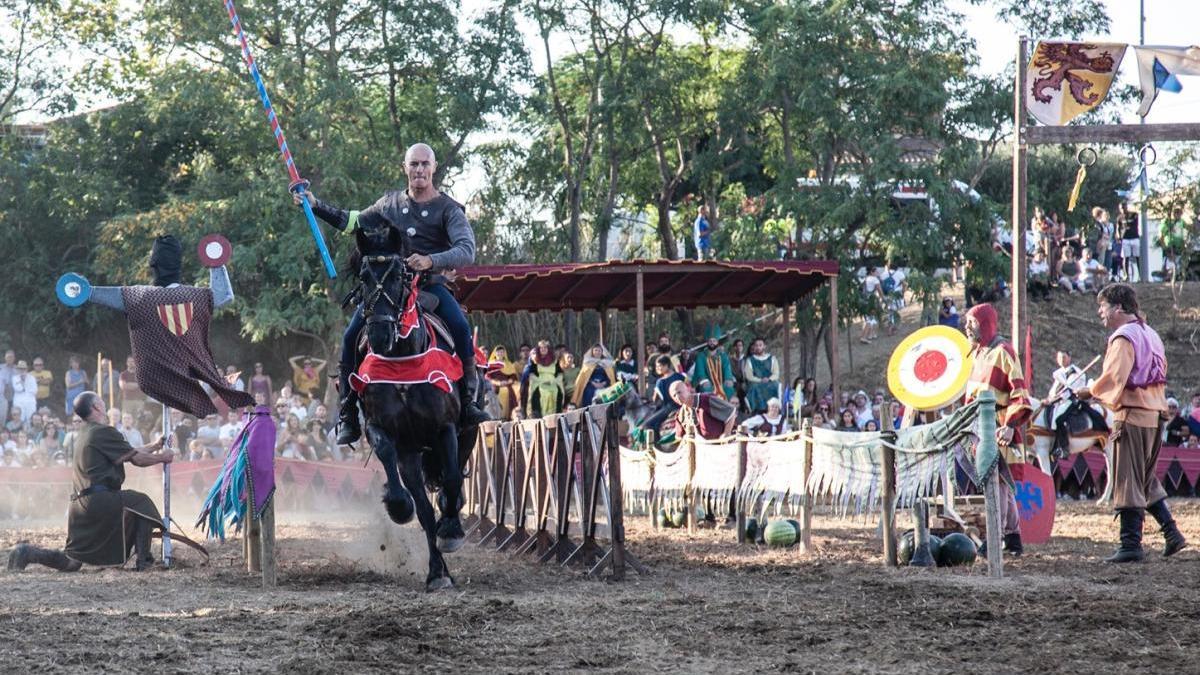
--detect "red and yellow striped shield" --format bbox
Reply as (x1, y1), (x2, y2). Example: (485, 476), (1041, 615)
(157, 302), (194, 337)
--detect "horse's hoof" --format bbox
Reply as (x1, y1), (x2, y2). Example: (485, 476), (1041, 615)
(437, 535), (465, 554)
(382, 491), (415, 524)
(436, 517), (465, 553)
(426, 576), (454, 592)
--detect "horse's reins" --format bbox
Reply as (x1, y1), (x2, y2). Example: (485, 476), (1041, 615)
(361, 254), (405, 320)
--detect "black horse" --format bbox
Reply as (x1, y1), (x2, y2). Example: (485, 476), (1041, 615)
(353, 221), (470, 591)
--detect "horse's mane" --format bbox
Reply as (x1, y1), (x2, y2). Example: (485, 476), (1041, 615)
(350, 208), (409, 272)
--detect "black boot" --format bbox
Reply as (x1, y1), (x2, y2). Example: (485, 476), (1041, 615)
(336, 359), (362, 445)
(457, 356), (490, 428)
(7, 544), (81, 572)
(1147, 499), (1187, 557)
(134, 519), (155, 571)
(1003, 532), (1024, 557)
(1105, 509), (1145, 563)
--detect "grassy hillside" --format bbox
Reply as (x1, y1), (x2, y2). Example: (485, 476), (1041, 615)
(813, 282), (1200, 404)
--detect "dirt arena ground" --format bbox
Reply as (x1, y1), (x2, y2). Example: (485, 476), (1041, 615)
(3, 500), (1200, 673)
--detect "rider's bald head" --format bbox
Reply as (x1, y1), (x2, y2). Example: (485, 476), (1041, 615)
(405, 143), (437, 165)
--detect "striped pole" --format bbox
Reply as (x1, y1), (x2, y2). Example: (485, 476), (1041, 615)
(221, 0), (338, 279)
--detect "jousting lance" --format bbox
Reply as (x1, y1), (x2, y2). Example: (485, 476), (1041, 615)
(221, 0), (337, 279)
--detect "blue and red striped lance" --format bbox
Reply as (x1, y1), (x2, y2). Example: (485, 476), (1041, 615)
(222, 0), (338, 279)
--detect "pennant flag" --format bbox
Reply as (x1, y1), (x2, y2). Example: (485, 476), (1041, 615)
(1135, 46), (1200, 117)
(1026, 41), (1126, 126)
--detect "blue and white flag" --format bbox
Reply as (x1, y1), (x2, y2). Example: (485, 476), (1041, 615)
(1135, 46), (1200, 117)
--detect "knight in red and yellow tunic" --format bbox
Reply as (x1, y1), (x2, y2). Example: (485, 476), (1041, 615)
(962, 303), (1032, 556)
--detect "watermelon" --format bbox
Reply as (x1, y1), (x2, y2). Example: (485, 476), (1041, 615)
(755, 518), (767, 544)
(657, 509), (672, 528)
(670, 509), (687, 528)
(764, 520), (798, 547)
(745, 517), (759, 541)
(898, 530), (916, 564)
(937, 533), (978, 567)
(786, 519), (802, 539)
(899, 530), (944, 565)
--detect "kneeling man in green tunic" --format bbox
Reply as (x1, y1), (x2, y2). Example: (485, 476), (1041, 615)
(8, 391), (173, 572)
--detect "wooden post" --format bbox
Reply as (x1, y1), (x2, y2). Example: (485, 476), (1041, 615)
(829, 275), (839, 406)
(260, 496), (276, 588)
(686, 436), (697, 534)
(604, 409), (627, 580)
(245, 488), (262, 573)
(781, 303), (792, 396)
(978, 391), (1004, 578)
(598, 306), (607, 350)
(799, 419), (813, 553)
(881, 444), (898, 568)
(1011, 36), (1029, 358)
(107, 359), (114, 409)
(736, 438), (748, 544)
(635, 270), (646, 395)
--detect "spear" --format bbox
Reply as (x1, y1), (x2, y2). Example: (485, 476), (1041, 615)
(221, 0), (337, 279)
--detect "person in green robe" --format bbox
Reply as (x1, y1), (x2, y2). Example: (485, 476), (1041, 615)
(7, 391), (173, 572)
(742, 337), (781, 414)
(689, 324), (736, 400)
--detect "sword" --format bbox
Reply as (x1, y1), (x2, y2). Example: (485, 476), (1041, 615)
(1030, 354), (1102, 417)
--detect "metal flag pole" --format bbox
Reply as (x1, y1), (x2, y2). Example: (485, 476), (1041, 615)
(161, 403), (173, 567)
(221, 0), (337, 279)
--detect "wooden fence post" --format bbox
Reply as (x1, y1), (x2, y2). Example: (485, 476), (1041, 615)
(799, 420), (813, 553)
(881, 444), (898, 568)
(735, 438), (748, 543)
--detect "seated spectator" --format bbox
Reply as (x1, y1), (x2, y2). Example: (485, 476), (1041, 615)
(306, 419), (334, 461)
(938, 297), (959, 328)
(5, 408), (23, 434)
(276, 413), (314, 460)
(311, 404), (333, 436)
(226, 365), (246, 392)
(1165, 398), (1188, 446)
(1057, 247), (1084, 293)
(1186, 434), (1200, 449)
(219, 411), (244, 447)
(835, 410), (859, 432)
(11, 432), (35, 466)
(186, 439), (207, 461)
(1028, 251), (1051, 301)
(288, 393), (309, 421)
(172, 411), (197, 451)
(27, 413), (46, 443)
(196, 414), (224, 459)
(741, 398), (790, 437)
(811, 411), (834, 430)
(852, 391), (873, 428)
(1079, 248), (1108, 291)
(0, 448), (17, 467)
(121, 413), (144, 447)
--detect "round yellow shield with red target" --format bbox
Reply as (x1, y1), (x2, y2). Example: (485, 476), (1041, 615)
(887, 326), (973, 411)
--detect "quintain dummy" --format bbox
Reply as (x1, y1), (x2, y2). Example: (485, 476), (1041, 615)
(97, 236), (255, 415)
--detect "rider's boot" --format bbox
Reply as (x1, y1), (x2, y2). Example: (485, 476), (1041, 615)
(457, 354), (490, 428)
(336, 359), (362, 445)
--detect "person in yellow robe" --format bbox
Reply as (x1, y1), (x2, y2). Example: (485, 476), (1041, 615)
(571, 344), (616, 408)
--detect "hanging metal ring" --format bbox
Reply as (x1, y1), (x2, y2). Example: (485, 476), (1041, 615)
(1138, 144), (1157, 167)
(1076, 147), (1098, 167)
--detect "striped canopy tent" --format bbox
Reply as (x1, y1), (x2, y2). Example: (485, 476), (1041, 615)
(455, 259), (842, 399)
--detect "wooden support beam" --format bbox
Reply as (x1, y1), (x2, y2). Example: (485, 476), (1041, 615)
(781, 303), (792, 394)
(1012, 36), (1029, 363)
(881, 444), (897, 568)
(829, 275), (840, 406)
(636, 271), (646, 395)
(798, 419), (813, 553)
(510, 276), (539, 303)
(1025, 122), (1200, 145)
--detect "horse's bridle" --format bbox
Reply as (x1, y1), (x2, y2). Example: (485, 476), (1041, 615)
(360, 254), (410, 324)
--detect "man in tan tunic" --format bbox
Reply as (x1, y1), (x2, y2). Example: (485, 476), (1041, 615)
(1076, 283), (1186, 562)
(7, 391), (173, 572)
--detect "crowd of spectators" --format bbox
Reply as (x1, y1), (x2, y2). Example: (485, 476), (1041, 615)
(0, 350), (351, 468)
